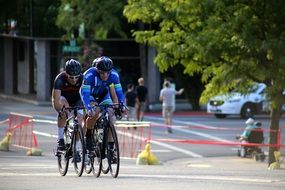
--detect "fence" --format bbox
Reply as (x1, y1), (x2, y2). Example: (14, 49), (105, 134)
(116, 121), (151, 158)
(149, 122), (285, 149)
(7, 112), (39, 150)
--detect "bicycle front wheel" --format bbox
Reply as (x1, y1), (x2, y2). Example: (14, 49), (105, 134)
(84, 151), (92, 174)
(73, 125), (85, 177)
(57, 127), (71, 176)
(108, 123), (120, 178)
(92, 144), (102, 177)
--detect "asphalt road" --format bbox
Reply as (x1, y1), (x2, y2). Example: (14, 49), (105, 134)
(0, 98), (285, 190)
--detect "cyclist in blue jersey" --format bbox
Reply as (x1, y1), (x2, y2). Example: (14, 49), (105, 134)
(80, 56), (125, 151)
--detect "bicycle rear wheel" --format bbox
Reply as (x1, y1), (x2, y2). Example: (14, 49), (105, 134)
(108, 123), (120, 178)
(73, 125), (85, 177)
(57, 127), (71, 176)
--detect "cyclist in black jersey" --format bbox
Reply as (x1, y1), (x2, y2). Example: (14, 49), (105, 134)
(52, 59), (83, 151)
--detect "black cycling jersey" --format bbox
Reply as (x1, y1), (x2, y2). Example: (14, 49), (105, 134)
(125, 91), (137, 107)
(53, 72), (83, 106)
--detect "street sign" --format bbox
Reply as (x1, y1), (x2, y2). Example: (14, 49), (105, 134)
(62, 39), (80, 53)
(62, 45), (80, 52)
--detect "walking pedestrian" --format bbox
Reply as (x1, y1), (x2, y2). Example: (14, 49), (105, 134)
(159, 80), (184, 133)
(125, 84), (138, 121)
(136, 77), (148, 121)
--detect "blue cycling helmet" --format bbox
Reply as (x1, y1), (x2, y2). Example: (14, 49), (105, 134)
(65, 59), (81, 76)
(92, 56), (113, 71)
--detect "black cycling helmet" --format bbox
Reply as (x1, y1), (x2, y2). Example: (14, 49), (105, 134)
(65, 59), (81, 76)
(93, 56), (113, 71)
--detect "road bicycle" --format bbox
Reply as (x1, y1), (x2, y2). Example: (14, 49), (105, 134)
(55, 106), (86, 177)
(85, 103), (126, 178)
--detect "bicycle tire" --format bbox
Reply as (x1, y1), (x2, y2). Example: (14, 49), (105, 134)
(101, 129), (110, 174)
(73, 125), (85, 177)
(92, 145), (102, 177)
(84, 151), (92, 174)
(57, 127), (71, 176)
(85, 127), (97, 174)
(108, 123), (120, 178)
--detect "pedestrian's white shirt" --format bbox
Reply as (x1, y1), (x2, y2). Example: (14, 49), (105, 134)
(160, 87), (176, 107)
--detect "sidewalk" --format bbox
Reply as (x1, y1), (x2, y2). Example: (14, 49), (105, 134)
(0, 94), (55, 118)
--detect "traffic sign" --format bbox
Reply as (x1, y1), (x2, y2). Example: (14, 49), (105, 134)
(62, 45), (80, 52)
(62, 39), (80, 53)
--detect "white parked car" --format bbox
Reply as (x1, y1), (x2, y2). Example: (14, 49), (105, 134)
(207, 83), (267, 118)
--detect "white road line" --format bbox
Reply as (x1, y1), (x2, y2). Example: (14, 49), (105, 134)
(122, 174), (284, 184)
(0, 172), (283, 184)
(146, 116), (234, 143)
(33, 131), (57, 138)
(117, 129), (203, 158)
(149, 139), (203, 158)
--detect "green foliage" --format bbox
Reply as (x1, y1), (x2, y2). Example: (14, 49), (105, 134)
(125, 0), (285, 164)
(124, 0), (285, 106)
(56, 0), (127, 40)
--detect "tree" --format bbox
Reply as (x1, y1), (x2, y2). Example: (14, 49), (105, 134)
(124, 0), (285, 166)
(56, 0), (127, 40)
(0, 0), (63, 37)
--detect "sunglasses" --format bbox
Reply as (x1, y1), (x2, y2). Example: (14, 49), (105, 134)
(68, 75), (80, 80)
(98, 70), (110, 75)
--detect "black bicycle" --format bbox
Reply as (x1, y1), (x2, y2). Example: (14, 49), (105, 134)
(55, 106), (86, 177)
(85, 103), (125, 178)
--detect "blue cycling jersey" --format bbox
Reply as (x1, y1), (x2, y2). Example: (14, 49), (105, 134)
(80, 67), (125, 112)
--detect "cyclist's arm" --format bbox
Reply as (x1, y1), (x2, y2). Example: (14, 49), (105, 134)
(109, 84), (119, 104)
(52, 89), (63, 112)
(80, 82), (92, 112)
(52, 75), (65, 112)
(109, 71), (125, 104)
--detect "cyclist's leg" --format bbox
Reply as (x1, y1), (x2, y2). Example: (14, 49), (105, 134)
(100, 95), (115, 147)
(71, 99), (85, 158)
(74, 99), (84, 126)
(107, 108), (118, 163)
(57, 96), (69, 150)
(85, 105), (100, 151)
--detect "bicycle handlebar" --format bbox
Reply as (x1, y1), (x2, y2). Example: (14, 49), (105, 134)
(90, 102), (129, 111)
(62, 106), (85, 112)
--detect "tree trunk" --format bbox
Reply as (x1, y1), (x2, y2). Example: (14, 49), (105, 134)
(268, 106), (281, 166)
